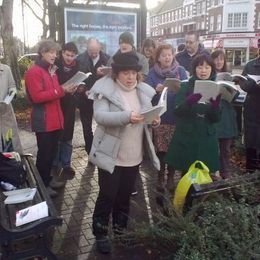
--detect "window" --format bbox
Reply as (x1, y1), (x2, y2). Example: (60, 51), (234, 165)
(197, 2), (201, 14)
(234, 13), (241, 27)
(242, 13), (247, 27)
(202, 2), (206, 13)
(258, 12), (260, 28)
(179, 9), (182, 19)
(217, 14), (222, 30)
(228, 13), (233, 27)
(227, 12), (248, 28)
(179, 25), (182, 32)
(185, 6), (188, 17)
(201, 21), (205, 29)
(189, 5), (192, 16)
(210, 16), (214, 31)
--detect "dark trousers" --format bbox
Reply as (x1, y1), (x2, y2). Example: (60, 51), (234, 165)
(78, 96), (93, 154)
(36, 130), (60, 186)
(92, 165), (139, 237)
(60, 95), (76, 142)
(246, 147), (260, 173)
(219, 138), (232, 179)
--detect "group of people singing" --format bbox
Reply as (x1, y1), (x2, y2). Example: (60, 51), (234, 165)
(20, 31), (260, 254)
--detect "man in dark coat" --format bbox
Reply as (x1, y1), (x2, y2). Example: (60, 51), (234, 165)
(107, 31), (149, 78)
(239, 40), (260, 172)
(176, 31), (210, 75)
(76, 38), (110, 156)
(55, 42), (79, 175)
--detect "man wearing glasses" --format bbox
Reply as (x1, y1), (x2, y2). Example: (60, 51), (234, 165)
(176, 31), (209, 75)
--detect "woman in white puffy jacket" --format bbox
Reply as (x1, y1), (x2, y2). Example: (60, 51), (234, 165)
(89, 51), (160, 254)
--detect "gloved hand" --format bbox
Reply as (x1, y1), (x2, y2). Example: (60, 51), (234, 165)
(232, 76), (248, 91)
(186, 93), (202, 106)
(209, 94), (222, 109)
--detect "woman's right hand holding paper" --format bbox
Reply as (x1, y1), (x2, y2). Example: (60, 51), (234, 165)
(130, 111), (144, 124)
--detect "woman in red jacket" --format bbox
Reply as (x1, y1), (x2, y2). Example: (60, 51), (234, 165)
(25, 39), (76, 197)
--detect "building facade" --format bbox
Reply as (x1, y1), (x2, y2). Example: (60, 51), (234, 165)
(149, 0), (260, 66)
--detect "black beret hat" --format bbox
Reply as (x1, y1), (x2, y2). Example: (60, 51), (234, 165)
(111, 51), (142, 73)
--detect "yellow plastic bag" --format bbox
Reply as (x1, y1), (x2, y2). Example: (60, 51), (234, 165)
(173, 160), (213, 213)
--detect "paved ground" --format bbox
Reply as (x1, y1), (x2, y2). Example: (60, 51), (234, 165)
(18, 111), (167, 260)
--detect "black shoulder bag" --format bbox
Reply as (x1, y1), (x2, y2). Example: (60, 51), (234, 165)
(0, 153), (27, 187)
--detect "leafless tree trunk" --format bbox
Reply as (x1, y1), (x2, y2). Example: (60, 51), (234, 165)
(48, 0), (57, 39)
(0, 0), (21, 88)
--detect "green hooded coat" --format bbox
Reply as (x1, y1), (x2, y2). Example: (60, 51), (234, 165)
(165, 76), (221, 172)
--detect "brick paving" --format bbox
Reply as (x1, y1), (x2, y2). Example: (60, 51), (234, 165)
(18, 112), (164, 260)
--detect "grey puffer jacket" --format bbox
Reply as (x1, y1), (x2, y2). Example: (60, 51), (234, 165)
(89, 76), (160, 173)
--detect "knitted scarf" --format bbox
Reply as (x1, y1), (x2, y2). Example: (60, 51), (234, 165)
(154, 60), (180, 79)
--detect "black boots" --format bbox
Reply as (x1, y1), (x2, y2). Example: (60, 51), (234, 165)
(96, 235), (111, 254)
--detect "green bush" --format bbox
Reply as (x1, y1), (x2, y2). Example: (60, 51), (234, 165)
(12, 90), (30, 112)
(18, 57), (33, 78)
(123, 186), (260, 259)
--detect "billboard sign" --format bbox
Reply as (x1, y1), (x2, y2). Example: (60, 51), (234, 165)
(64, 7), (137, 56)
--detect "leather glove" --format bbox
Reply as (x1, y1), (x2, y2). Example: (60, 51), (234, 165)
(209, 94), (222, 109)
(186, 93), (202, 106)
(232, 77), (248, 91)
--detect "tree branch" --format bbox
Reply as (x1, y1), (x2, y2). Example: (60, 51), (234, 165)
(23, 0), (43, 22)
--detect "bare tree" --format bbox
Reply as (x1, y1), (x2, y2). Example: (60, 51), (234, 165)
(0, 0), (21, 88)
(23, 0), (49, 39)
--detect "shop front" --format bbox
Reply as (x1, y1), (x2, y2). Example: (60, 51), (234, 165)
(223, 36), (259, 67)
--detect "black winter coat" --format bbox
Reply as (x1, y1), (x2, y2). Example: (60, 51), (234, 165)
(55, 58), (79, 141)
(175, 44), (210, 74)
(76, 51), (110, 89)
(242, 57), (260, 149)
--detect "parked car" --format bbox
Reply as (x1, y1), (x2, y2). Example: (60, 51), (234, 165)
(18, 53), (38, 62)
(18, 53), (38, 77)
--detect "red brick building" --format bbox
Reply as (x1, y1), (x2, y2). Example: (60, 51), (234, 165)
(149, 0), (260, 66)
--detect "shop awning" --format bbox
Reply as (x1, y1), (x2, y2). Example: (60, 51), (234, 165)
(202, 39), (221, 49)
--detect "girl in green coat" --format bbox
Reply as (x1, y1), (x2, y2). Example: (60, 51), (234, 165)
(166, 54), (221, 178)
(212, 50), (238, 179)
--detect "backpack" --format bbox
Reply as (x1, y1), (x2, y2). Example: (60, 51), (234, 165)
(0, 153), (27, 187)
